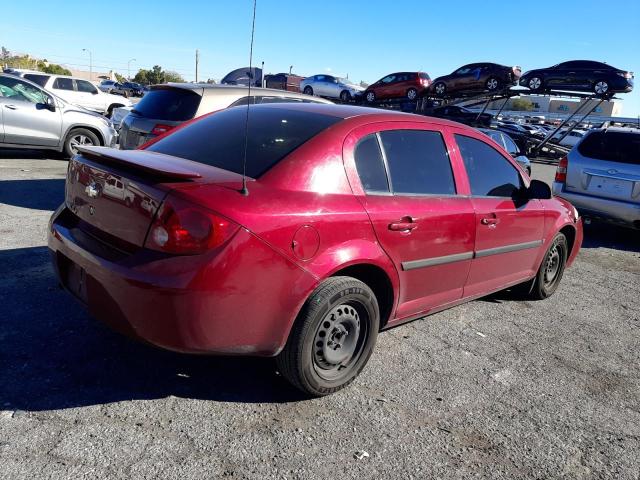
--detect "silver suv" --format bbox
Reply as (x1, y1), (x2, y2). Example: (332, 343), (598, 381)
(552, 127), (640, 229)
(0, 73), (117, 157)
(118, 84), (332, 150)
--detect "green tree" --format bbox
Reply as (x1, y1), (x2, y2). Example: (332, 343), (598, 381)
(37, 61), (71, 76)
(114, 72), (126, 83)
(133, 65), (184, 85)
(511, 98), (534, 111)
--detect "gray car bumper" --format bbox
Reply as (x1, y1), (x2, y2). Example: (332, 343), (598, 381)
(553, 181), (640, 227)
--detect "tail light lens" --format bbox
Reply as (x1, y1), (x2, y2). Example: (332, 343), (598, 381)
(151, 124), (175, 136)
(145, 196), (239, 255)
(555, 156), (568, 183)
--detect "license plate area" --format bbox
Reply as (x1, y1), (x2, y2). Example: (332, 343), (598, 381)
(57, 253), (88, 304)
(588, 176), (632, 200)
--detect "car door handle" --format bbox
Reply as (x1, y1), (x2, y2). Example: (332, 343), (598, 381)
(389, 217), (418, 232)
(481, 216), (499, 226)
(4, 104), (17, 110)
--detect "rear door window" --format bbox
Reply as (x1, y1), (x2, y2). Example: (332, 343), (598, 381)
(354, 134), (389, 193)
(577, 131), (640, 165)
(132, 88), (201, 121)
(23, 74), (50, 87)
(76, 80), (98, 94)
(53, 78), (74, 91)
(379, 130), (456, 195)
(455, 134), (522, 197)
(147, 106), (341, 178)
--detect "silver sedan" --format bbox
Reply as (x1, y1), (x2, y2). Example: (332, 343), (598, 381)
(300, 75), (364, 101)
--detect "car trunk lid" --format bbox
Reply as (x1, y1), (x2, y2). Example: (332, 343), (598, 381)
(65, 146), (243, 248)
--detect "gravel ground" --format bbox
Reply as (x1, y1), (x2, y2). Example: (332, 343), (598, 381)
(1, 152), (639, 479)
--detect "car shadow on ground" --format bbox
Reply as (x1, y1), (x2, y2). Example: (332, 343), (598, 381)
(580, 221), (640, 253)
(0, 179), (66, 211)
(0, 149), (63, 160)
(0, 247), (306, 412)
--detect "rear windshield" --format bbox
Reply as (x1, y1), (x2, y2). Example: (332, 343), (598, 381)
(147, 106), (341, 178)
(24, 74), (50, 87)
(577, 131), (640, 164)
(132, 88), (201, 121)
(419, 72), (431, 80)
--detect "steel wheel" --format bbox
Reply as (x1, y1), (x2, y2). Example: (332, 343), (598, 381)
(407, 88), (418, 100)
(486, 77), (499, 91)
(594, 81), (609, 95)
(69, 134), (94, 155)
(312, 303), (367, 381)
(521, 233), (568, 300)
(366, 91), (376, 103)
(543, 242), (562, 287)
(434, 82), (446, 96)
(528, 77), (542, 90)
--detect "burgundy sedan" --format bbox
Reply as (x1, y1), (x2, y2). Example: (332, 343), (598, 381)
(48, 104), (583, 396)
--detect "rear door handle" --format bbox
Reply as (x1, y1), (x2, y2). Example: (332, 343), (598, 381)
(389, 216), (418, 232)
(4, 105), (17, 110)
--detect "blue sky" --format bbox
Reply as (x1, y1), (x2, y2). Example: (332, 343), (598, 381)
(3, 0), (639, 116)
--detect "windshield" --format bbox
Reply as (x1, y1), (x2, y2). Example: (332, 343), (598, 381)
(147, 105), (341, 178)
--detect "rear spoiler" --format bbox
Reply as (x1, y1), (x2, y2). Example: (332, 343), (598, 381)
(76, 146), (202, 179)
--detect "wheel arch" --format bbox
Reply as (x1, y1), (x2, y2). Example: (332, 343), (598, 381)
(62, 124), (105, 146)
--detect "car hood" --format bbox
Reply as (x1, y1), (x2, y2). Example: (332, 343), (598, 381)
(341, 83), (365, 91)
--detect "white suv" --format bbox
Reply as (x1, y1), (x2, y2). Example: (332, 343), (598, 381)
(21, 73), (132, 117)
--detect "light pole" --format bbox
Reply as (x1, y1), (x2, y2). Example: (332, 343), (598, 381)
(127, 58), (136, 80)
(82, 48), (92, 81)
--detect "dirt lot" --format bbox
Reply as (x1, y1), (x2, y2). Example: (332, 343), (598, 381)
(1, 151), (639, 479)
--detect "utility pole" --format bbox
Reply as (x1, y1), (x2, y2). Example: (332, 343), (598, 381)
(127, 58), (136, 80)
(82, 48), (92, 81)
(195, 49), (199, 83)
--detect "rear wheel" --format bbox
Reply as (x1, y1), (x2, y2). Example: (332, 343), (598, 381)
(407, 88), (418, 100)
(485, 77), (500, 91)
(433, 82), (446, 97)
(303, 86), (314, 96)
(340, 90), (351, 102)
(63, 128), (100, 158)
(365, 91), (376, 103)
(276, 276), (379, 396)
(523, 233), (568, 300)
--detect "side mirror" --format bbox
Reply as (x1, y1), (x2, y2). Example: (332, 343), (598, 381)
(44, 95), (56, 111)
(527, 179), (552, 199)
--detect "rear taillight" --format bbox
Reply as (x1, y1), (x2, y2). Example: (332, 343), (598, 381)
(420, 78), (431, 86)
(145, 196), (238, 255)
(555, 156), (568, 183)
(151, 124), (175, 136)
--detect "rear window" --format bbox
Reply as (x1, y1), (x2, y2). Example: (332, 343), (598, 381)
(23, 74), (50, 87)
(132, 88), (201, 121)
(147, 106), (341, 178)
(577, 131), (640, 165)
(419, 72), (431, 80)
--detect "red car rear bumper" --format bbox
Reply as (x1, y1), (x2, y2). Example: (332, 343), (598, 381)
(48, 207), (317, 356)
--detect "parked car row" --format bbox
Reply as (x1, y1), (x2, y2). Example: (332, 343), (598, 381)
(99, 80), (146, 97)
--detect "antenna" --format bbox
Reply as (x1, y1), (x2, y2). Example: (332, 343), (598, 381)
(240, 0), (257, 196)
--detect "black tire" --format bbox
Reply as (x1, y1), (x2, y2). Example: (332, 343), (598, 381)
(485, 77), (500, 91)
(123, 90), (129, 98)
(303, 86), (314, 96)
(524, 233), (568, 300)
(365, 91), (376, 103)
(594, 80), (609, 96)
(528, 76), (543, 92)
(340, 90), (351, 102)
(63, 128), (100, 158)
(433, 82), (446, 97)
(276, 276), (380, 396)
(407, 88), (418, 100)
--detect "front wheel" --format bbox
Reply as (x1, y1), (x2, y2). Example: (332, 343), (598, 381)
(485, 77), (500, 91)
(365, 91), (376, 103)
(433, 82), (446, 97)
(528, 77), (543, 91)
(276, 276), (380, 396)
(340, 90), (351, 102)
(63, 128), (100, 158)
(407, 88), (418, 100)
(523, 233), (568, 300)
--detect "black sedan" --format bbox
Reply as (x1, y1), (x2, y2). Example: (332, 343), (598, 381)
(427, 105), (492, 127)
(519, 60), (633, 95)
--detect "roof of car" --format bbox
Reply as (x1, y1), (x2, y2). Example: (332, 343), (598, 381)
(243, 102), (470, 128)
